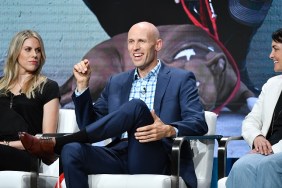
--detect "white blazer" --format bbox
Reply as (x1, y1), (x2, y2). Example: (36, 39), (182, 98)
(242, 75), (282, 153)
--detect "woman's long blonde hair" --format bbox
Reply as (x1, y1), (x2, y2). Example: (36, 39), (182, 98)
(0, 30), (47, 98)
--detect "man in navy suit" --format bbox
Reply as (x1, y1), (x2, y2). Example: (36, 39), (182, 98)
(19, 21), (208, 188)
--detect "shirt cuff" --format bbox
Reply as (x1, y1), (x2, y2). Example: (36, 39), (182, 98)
(174, 127), (178, 137)
(75, 87), (88, 97)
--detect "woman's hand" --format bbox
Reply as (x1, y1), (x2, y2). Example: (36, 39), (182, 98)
(252, 135), (273, 155)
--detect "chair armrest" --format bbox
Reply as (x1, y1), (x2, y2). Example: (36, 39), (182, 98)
(217, 136), (243, 179)
(38, 133), (71, 137)
(28, 156), (41, 188)
(171, 135), (222, 188)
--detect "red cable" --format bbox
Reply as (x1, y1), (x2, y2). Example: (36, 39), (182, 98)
(204, 0), (219, 40)
(54, 173), (65, 188)
(180, 0), (208, 30)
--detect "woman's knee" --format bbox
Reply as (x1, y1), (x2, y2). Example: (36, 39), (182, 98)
(259, 155), (279, 171)
(231, 155), (257, 172)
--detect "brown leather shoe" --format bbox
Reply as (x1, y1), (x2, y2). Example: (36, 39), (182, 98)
(19, 132), (58, 165)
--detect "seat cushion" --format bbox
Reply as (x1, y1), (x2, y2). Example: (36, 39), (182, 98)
(0, 171), (36, 188)
(88, 174), (187, 188)
(0, 171), (58, 188)
(38, 173), (58, 188)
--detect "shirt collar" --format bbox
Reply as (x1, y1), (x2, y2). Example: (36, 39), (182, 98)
(133, 60), (161, 80)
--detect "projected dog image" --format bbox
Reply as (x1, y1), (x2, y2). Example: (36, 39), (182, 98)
(59, 24), (256, 113)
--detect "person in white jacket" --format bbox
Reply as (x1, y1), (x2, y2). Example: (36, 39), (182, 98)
(226, 28), (282, 188)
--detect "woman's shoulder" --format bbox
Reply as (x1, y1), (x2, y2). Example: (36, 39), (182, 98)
(261, 75), (282, 91)
(40, 77), (60, 95)
(39, 77), (60, 100)
(44, 78), (59, 88)
(266, 75), (282, 84)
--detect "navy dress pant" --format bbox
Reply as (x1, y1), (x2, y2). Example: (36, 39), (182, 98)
(61, 99), (171, 188)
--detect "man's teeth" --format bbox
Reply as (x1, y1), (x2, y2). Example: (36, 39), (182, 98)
(274, 61), (278, 64)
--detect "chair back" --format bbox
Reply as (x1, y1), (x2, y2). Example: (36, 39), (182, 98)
(57, 109), (79, 133)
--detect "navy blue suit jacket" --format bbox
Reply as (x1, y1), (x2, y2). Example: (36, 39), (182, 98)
(73, 62), (208, 188)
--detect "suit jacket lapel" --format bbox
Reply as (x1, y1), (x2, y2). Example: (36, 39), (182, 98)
(120, 70), (135, 104)
(154, 63), (171, 115)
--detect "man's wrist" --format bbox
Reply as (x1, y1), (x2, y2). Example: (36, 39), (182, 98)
(167, 125), (177, 137)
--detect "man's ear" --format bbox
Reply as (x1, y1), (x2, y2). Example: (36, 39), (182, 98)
(155, 39), (163, 51)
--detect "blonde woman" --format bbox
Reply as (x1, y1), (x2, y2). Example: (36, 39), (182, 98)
(0, 30), (60, 171)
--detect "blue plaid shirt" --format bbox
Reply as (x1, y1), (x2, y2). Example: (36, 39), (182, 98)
(129, 61), (161, 110)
